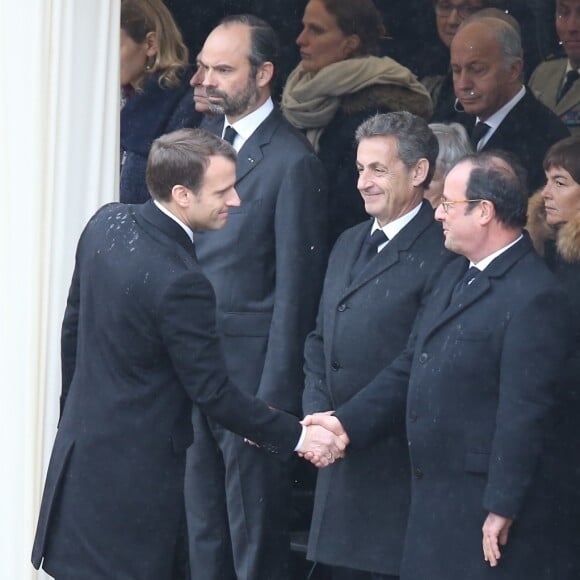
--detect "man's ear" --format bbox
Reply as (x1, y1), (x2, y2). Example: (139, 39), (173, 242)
(508, 57), (523, 83)
(412, 158), (430, 187)
(256, 62), (274, 88)
(171, 185), (189, 207)
(479, 199), (495, 224)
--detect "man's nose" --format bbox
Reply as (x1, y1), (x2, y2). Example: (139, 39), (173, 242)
(447, 8), (462, 26)
(567, 14), (580, 33)
(454, 70), (472, 90)
(202, 68), (216, 86)
(190, 69), (203, 88)
(228, 188), (241, 207)
(357, 171), (371, 190)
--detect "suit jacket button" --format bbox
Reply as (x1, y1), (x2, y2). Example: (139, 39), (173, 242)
(414, 467), (423, 479)
(330, 361), (341, 371)
(409, 411), (417, 422)
(337, 303), (347, 312)
(419, 352), (428, 364)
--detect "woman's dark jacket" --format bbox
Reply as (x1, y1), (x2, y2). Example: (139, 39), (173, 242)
(120, 69), (201, 204)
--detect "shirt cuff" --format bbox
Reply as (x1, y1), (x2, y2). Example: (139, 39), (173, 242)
(294, 424), (307, 451)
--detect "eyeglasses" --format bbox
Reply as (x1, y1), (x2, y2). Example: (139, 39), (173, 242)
(439, 198), (485, 213)
(434, 2), (483, 19)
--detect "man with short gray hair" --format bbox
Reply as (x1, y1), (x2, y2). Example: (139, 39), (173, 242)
(302, 112), (451, 579)
(304, 150), (573, 580)
(450, 14), (569, 191)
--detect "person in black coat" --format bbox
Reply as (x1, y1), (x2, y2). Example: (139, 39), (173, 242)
(31, 129), (343, 580)
(527, 135), (580, 580)
(448, 14), (569, 193)
(183, 16), (329, 580)
(303, 112), (452, 579)
(425, 0), (542, 121)
(120, 0), (202, 204)
(304, 151), (573, 580)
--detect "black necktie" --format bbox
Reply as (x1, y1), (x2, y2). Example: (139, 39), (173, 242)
(450, 266), (480, 304)
(351, 229), (388, 280)
(470, 122), (490, 149)
(557, 70), (580, 103)
(223, 125), (238, 145)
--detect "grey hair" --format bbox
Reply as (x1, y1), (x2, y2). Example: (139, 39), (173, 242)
(428, 122), (473, 178)
(356, 112), (439, 187)
(459, 13), (523, 73)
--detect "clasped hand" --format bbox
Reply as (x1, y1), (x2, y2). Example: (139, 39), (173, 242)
(296, 412), (349, 468)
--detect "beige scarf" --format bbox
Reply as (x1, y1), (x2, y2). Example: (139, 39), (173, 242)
(281, 56), (431, 151)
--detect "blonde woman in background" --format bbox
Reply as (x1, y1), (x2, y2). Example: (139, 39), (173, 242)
(120, 0), (201, 203)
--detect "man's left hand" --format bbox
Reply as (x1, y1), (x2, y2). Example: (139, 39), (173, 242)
(482, 512), (513, 566)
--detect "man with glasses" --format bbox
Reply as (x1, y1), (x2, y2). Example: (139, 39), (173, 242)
(435, 0), (485, 48)
(304, 151), (573, 580)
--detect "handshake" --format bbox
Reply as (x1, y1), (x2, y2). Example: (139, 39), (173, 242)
(296, 412), (349, 468)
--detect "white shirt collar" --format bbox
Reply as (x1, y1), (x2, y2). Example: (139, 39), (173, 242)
(475, 85), (526, 150)
(565, 61), (580, 74)
(471, 233), (523, 271)
(153, 199), (194, 242)
(370, 202), (423, 251)
(223, 98), (274, 151)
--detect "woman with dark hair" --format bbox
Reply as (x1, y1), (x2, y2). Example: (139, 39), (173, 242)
(527, 135), (580, 580)
(281, 0), (432, 245)
(120, 0), (201, 203)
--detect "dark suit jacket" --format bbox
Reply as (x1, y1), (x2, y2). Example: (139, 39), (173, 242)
(120, 70), (202, 204)
(335, 234), (572, 580)
(456, 88), (570, 193)
(303, 202), (452, 575)
(31, 201), (300, 579)
(196, 108), (328, 415)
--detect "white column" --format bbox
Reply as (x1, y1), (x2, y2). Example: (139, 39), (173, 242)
(0, 1), (119, 578)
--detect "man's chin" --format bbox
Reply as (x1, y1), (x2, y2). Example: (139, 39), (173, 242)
(215, 214), (229, 229)
(208, 102), (225, 115)
(458, 100), (484, 117)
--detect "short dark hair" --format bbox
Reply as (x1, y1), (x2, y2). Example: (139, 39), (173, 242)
(355, 112), (440, 188)
(460, 151), (527, 228)
(146, 128), (236, 201)
(219, 14), (279, 81)
(543, 136), (580, 185)
(320, 0), (386, 56)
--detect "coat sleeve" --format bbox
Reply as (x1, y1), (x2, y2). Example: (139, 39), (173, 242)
(302, 294), (333, 415)
(256, 152), (329, 414)
(333, 345), (413, 449)
(60, 259), (81, 421)
(483, 287), (573, 518)
(159, 270), (301, 456)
